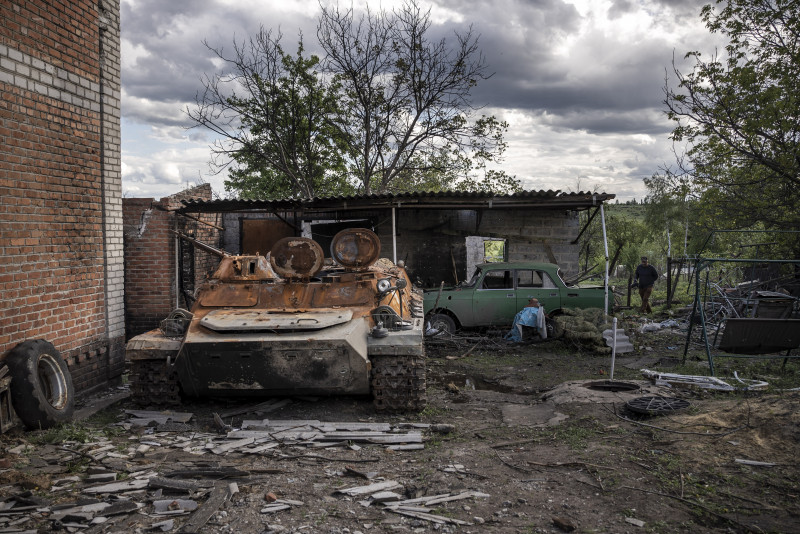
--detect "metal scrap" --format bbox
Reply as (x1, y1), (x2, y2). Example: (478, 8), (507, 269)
(641, 369), (768, 391)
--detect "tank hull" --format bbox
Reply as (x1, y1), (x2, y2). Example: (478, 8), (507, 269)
(126, 229), (426, 411)
(175, 316), (371, 397)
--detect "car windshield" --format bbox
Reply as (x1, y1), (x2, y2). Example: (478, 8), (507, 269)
(460, 267), (482, 288)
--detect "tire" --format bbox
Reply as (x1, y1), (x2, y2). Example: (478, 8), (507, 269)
(428, 313), (456, 335)
(5, 340), (75, 429)
(545, 316), (565, 339)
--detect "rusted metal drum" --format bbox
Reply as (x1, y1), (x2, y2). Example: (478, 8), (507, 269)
(331, 228), (381, 269)
(269, 237), (324, 278)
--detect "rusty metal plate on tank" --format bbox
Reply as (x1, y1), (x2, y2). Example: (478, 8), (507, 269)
(200, 309), (354, 331)
(199, 284), (259, 307)
(270, 237), (325, 278)
(330, 228), (381, 269)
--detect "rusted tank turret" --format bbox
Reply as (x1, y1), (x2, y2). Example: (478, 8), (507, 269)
(126, 229), (425, 412)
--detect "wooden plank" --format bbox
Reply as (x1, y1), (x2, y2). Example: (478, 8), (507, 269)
(211, 437), (255, 455)
(124, 410), (193, 423)
(178, 483), (230, 533)
(82, 479), (150, 494)
(387, 444), (425, 451)
(336, 481), (402, 496)
(424, 491), (491, 505)
(243, 442), (280, 454)
(226, 430), (323, 441)
(387, 507), (471, 525)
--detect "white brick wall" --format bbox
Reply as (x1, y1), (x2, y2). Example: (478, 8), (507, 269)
(100, 0), (125, 340)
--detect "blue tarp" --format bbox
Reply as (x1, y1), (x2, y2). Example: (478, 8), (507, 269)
(505, 306), (540, 342)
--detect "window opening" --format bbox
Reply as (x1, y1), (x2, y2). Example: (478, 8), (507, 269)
(483, 240), (505, 263)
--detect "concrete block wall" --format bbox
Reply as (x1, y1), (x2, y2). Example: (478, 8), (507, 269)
(123, 185), (219, 339)
(374, 208), (581, 287)
(0, 0), (124, 395)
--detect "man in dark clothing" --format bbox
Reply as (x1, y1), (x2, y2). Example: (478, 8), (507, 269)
(634, 256), (658, 314)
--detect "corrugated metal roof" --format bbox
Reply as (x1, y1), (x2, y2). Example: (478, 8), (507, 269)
(178, 189), (615, 213)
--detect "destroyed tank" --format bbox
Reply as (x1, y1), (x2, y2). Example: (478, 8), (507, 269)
(126, 229), (426, 412)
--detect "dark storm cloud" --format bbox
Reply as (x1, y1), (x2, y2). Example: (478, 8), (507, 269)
(121, 0), (318, 127)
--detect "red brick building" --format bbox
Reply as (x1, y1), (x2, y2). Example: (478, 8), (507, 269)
(123, 184), (221, 339)
(0, 0), (124, 395)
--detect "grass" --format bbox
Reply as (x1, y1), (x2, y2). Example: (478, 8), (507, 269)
(29, 422), (95, 445)
(547, 417), (603, 450)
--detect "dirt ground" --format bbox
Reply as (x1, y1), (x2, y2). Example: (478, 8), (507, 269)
(2, 315), (800, 534)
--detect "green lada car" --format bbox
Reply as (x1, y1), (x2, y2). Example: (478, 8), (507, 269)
(423, 262), (613, 334)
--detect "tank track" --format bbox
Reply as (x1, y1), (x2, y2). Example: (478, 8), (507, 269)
(371, 354), (426, 412)
(130, 359), (181, 407)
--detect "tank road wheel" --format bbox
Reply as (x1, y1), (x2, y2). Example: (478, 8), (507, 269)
(6, 340), (75, 429)
(428, 314), (456, 336)
(371, 355), (427, 412)
(130, 359), (181, 407)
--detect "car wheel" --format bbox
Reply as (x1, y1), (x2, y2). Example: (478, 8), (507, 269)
(5, 340), (75, 429)
(428, 314), (456, 335)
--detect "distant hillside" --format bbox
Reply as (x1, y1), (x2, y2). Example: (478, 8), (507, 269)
(605, 202), (647, 222)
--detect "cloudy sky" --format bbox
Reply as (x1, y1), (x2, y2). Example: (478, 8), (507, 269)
(120, 0), (718, 201)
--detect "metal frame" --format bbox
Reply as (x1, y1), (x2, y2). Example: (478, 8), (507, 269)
(683, 256), (800, 374)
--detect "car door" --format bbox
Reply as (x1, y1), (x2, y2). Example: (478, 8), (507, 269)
(515, 269), (561, 313)
(473, 269), (517, 326)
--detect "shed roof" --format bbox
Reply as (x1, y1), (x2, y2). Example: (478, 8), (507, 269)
(177, 189), (615, 214)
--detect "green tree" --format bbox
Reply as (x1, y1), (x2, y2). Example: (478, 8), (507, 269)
(189, 2), (517, 199)
(659, 0), (800, 254)
(188, 31), (352, 199)
(317, 0), (517, 195)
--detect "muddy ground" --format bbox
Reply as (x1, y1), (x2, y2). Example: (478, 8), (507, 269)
(2, 314), (800, 534)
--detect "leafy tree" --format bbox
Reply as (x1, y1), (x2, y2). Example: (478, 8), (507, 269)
(188, 2), (517, 199)
(658, 0), (800, 254)
(317, 0), (516, 195)
(188, 30), (352, 199)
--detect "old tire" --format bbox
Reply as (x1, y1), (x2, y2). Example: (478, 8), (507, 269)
(6, 340), (75, 429)
(546, 316), (565, 339)
(428, 314), (456, 335)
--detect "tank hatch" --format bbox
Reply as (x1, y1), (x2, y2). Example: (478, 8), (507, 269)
(331, 228), (381, 269)
(200, 309), (354, 332)
(270, 237), (325, 278)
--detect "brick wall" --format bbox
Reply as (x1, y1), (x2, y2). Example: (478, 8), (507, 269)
(123, 184), (220, 339)
(0, 0), (124, 395)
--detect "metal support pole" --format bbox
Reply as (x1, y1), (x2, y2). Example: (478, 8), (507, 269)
(392, 207), (397, 264)
(610, 317), (618, 379)
(600, 203), (609, 315)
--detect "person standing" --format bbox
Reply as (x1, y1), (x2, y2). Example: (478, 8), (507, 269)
(634, 256), (658, 314)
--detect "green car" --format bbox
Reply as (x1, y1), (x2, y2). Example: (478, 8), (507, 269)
(423, 262), (613, 334)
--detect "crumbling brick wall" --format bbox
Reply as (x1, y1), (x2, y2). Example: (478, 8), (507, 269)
(123, 184), (220, 339)
(0, 0), (124, 395)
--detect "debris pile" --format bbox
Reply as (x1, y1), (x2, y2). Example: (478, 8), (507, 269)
(0, 410), (477, 532)
(554, 308), (614, 353)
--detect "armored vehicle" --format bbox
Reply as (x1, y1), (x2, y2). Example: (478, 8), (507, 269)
(127, 229), (425, 412)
